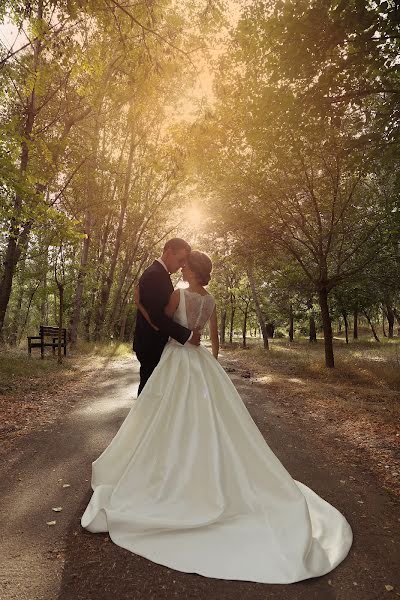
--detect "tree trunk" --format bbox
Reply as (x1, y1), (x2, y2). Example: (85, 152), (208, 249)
(53, 293), (57, 325)
(93, 134), (135, 340)
(242, 307), (248, 349)
(229, 310), (235, 342)
(289, 302), (294, 342)
(309, 315), (317, 342)
(0, 1), (43, 341)
(83, 288), (96, 342)
(57, 282), (64, 364)
(307, 298), (317, 343)
(318, 287), (334, 368)
(69, 68), (111, 345)
(0, 231), (19, 342)
(40, 281), (48, 324)
(40, 245), (49, 324)
(229, 293), (235, 343)
(126, 313), (136, 344)
(9, 256), (27, 345)
(119, 302), (129, 341)
(108, 251), (148, 335)
(393, 308), (400, 336)
(246, 267), (269, 349)
(353, 304), (358, 340)
(363, 310), (380, 342)
(69, 210), (91, 346)
(107, 256), (130, 333)
(382, 308), (387, 337)
(342, 311), (349, 344)
(385, 304), (395, 339)
(19, 285), (39, 345)
(219, 308), (226, 344)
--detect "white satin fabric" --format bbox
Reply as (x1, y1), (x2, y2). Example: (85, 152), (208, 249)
(81, 290), (352, 583)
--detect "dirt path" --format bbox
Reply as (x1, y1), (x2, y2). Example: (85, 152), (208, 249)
(0, 356), (136, 600)
(1, 353), (399, 600)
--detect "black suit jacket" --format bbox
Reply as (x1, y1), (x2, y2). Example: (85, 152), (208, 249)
(133, 261), (191, 362)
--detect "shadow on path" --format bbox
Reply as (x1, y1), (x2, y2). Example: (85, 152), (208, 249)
(58, 358), (399, 600)
(1, 354), (399, 600)
(0, 356), (138, 600)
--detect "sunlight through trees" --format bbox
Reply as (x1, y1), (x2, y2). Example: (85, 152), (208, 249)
(0, 0), (399, 367)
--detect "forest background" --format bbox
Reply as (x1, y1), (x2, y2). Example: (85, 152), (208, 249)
(0, 0), (399, 371)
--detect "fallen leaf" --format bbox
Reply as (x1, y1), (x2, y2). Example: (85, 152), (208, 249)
(62, 483), (71, 488)
(52, 507), (62, 512)
(385, 585), (394, 592)
(46, 521), (56, 526)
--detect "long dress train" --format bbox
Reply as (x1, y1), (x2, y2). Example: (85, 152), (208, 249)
(81, 288), (352, 584)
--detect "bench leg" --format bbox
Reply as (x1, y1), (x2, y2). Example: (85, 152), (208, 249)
(41, 335), (44, 359)
(53, 338), (56, 355)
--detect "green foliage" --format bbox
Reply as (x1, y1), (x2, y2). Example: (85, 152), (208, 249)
(0, 0), (398, 359)
(0, 0), (222, 344)
(189, 0), (400, 363)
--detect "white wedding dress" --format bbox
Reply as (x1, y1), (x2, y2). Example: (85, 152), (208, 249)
(81, 289), (352, 583)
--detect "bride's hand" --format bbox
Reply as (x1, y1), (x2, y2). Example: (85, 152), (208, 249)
(189, 328), (201, 346)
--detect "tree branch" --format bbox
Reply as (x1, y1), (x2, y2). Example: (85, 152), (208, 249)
(106, 0), (193, 62)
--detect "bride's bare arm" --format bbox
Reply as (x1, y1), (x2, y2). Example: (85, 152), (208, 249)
(134, 285), (181, 331)
(134, 285), (159, 331)
(209, 306), (219, 359)
(164, 289), (180, 317)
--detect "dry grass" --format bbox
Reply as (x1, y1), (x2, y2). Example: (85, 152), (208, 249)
(73, 340), (132, 358)
(0, 341), (132, 392)
(0, 344), (127, 453)
(0, 349), (80, 395)
(222, 337), (400, 499)
(230, 337), (400, 390)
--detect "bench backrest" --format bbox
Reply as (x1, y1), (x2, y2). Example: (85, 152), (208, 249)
(40, 325), (66, 337)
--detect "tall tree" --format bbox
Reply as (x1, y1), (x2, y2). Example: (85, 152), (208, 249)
(192, 0), (398, 366)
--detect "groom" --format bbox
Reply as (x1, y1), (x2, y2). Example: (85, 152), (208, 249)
(133, 238), (201, 395)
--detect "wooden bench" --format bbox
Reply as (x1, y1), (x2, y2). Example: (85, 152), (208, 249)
(28, 326), (67, 358)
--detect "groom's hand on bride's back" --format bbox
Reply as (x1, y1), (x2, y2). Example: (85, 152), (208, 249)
(188, 329), (201, 346)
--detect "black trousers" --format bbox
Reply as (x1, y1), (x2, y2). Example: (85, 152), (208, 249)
(137, 355), (161, 396)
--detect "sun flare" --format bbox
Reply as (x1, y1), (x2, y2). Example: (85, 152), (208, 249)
(187, 205), (204, 230)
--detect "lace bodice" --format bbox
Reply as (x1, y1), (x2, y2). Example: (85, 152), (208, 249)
(173, 289), (215, 331)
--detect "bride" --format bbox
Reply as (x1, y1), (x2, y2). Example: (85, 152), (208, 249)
(81, 250), (352, 584)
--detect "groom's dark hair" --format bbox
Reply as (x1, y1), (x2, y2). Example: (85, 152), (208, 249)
(163, 238), (191, 254)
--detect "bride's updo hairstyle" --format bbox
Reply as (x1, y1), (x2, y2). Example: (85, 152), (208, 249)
(187, 251), (212, 286)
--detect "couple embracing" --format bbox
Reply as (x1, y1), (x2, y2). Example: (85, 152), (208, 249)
(81, 238), (352, 584)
